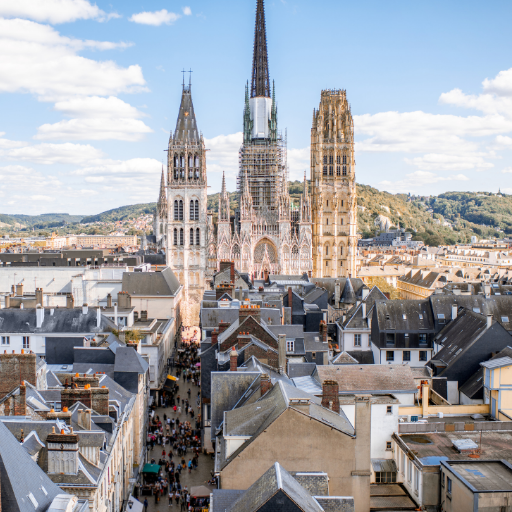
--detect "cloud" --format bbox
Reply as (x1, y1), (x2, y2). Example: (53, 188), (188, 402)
(0, 19), (145, 101)
(182, 7), (192, 15)
(129, 9), (181, 26)
(53, 96), (145, 119)
(72, 158), (162, 177)
(379, 171), (470, 193)
(204, 132), (243, 182)
(503, 167), (512, 174)
(483, 68), (512, 97)
(0, 143), (104, 165)
(404, 153), (494, 172)
(0, 132), (26, 149)
(491, 135), (512, 149)
(0, 0), (116, 24)
(287, 147), (310, 181)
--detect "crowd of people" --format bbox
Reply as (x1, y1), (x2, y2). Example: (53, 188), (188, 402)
(140, 327), (209, 511)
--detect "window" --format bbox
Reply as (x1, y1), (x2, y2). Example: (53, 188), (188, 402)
(343, 155), (347, 164)
(323, 156), (327, 164)
(403, 351), (411, 361)
(336, 166), (341, 176)
(414, 467), (419, 493)
(329, 165), (333, 176)
(419, 313), (423, 320)
(189, 200), (195, 220)
(179, 228), (184, 246)
(375, 472), (396, 483)
(326, 218), (329, 225)
(23, 336), (30, 349)
(190, 228), (194, 245)
(447, 476), (452, 494)
(386, 406), (392, 414)
(174, 200), (179, 220)
(408, 460), (412, 482)
(354, 334), (361, 347)
(342, 166), (347, 176)
(1, 336), (9, 345)
(173, 229), (177, 246)
(438, 313), (445, 324)
(286, 340), (294, 352)
(419, 334), (427, 345)
(502, 316), (510, 323)
(473, 307), (481, 313)
(195, 200), (199, 220)
(337, 155), (341, 164)
(386, 351), (394, 362)
(196, 228), (200, 246)
(325, 245), (329, 256)
(323, 165), (327, 175)
(179, 200), (183, 220)
(419, 351), (427, 361)
(386, 441), (392, 450)
(401, 452), (406, 475)
(386, 333), (395, 345)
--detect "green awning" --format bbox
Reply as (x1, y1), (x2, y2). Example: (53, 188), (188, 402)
(142, 463), (160, 474)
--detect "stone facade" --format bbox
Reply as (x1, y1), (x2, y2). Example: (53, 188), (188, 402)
(311, 89), (357, 278)
(158, 81), (208, 325)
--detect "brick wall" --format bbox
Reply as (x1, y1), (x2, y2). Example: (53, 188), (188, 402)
(61, 388), (92, 410)
(0, 384), (26, 416)
(91, 388), (109, 416)
(242, 345), (278, 369)
(321, 380), (340, 413)
(220, 316), (277, 352)
(0, 353), (37, 399)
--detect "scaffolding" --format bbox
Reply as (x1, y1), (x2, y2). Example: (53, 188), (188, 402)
(237, 130), (287, 212)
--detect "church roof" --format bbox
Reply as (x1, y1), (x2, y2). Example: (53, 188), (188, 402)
(174, 84), (199, 142)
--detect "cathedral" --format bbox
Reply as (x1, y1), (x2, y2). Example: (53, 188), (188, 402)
(154, 0), (357, 324)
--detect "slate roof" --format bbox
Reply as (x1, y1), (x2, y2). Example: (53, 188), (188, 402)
(481, 356), (512, 369)
(226, 462), (323, 512)
(211, 490), (245, 512)
(122, 266), (180, 296)
(332, 351), (359, 364)
(289, 472), (329, 496)
(340, 278), (356, 304)
(346, 351), (375, 365)
(374, 300), (435, 332)
(0, 308), (116, 334)
(314, 365), (417, 394)
(0, 419), (63, 512)
(174, 85), (199, 142)
(311, 277), (366, 303)
(287, 363), (317, 378)
(114, 346), (149, 373)
(430, 295), (512, 332)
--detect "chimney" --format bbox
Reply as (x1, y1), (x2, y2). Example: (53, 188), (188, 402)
(13, 384), (26, 416)
(61, 387), (92, 411)
(35, 288), (43, 307)
(487, 314), (493, 329)
(334, 281), (341, 309)
(354, 394), (372, 490)
(114, 304), (118, 325)
(66, 293), (74, 309)
(47, 429), (79, 475)
(91, 386), (109, 416)
(238, 287), (243, 301)
(211, 329), (218, 346)
(117, 291), (131, 309)
(106, 293), (112, 308)
(289, 398), (311, 414)
(5, 295), (10, 308)
(47, 408), (72, 425)
(237, 333), (251, 348)
(36, 305), (44, 329)
(321, 380), (340, 413)
(77, 409), (91, 430)
(134, 310), (139, 322)
(319, 320), (328, 343)
(72, 373), (100, 388)
(239, 304), (261, 322)
(230, 348), (238, 372)
(216, 282), (234, 300)
(96, 308), (101, 328)
(141, 310), (148, 322)
(278, 334), (287, 375)
(452, 304), (458, 321)
(362, 287), (370, 300)
(288, 287), (293, 317)
(361, 302), (366, 318)
(0, 352), (37, 399)
(82, 303), (88, 315)
(15, 283), (23, 296)
(230, 261), (235, 284)
(260, 373), (272, 395)
(218, 321), (230, 334)
(484, 284), (491, 298)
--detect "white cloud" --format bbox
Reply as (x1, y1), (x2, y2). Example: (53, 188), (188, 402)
(35, 118), (153, 141)
(204, 132), (243, 182)
(0, 143), (104, 165)
(0, 19), (145, 101)
(0, 132), (25, 149)
(53, 96), (145, 119)
(0, 0), (114, 24)
(182, 7), (192, 16)
(129, 9), (181, 26)
(287, 147), (310, 181)
(483, 68), (512, 97)
(405, 153), (494, 172)
(491, 135), (512, 149)
(503, 167), (512, 174)
(72, 157), (162, 176)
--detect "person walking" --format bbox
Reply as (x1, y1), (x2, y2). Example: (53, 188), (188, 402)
(187, 459), (192, 473)
(143, 498), (148, 512)
(168, 490), (174, 507)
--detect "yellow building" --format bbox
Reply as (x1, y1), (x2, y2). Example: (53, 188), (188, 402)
(481, 356), (512, 421)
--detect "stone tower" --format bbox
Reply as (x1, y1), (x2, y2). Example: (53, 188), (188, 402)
(207, 0), (312, 279)
(166, 77), (208, 324)
(154, 167), (168, 246)
(310, 90), (357, 278)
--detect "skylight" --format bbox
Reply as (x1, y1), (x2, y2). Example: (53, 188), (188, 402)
(502, 316), (510, 323)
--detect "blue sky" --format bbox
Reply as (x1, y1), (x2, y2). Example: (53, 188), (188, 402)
(1, 0), (512, 215)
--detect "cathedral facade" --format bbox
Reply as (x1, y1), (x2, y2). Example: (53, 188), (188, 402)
(206, 0), (313, 280)
(154, 0), (358, 324)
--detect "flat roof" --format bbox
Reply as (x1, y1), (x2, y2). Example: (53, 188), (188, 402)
(443, 460), (512, 492)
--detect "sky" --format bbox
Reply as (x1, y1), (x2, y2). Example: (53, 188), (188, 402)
(1, 0), (512, 216)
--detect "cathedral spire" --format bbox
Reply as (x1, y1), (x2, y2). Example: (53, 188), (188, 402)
(303, 171), (309, 199)
(221, 170), (226, 195)
(251, 0), (271, 98)
(174, 76), (199, 143)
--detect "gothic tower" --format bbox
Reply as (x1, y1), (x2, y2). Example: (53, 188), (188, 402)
(166, 77), (208, 324)
(154, 167), (168, 246)
(310, 90), (357, 278)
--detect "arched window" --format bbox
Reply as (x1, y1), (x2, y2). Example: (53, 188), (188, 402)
(339, 245), (343, 256)
(174, 201), (179, 220)
(173, 229), (177, 246)
(190, 200), (194, 220)
(337, 155), (341, 164)
(190, 228), (194, 245)
(323, 156), (327, 164)
(196, 228), (200, 246)
(329, 165), (333, 176)
(323, 165), (327, 176)
(195, 200), (199, 220)
(174, 155), (178, 167)
(342, 155), (347, 164)
(336, 166), (341, 176)
(179, 200), (183, 220)
(325, 245), (329, 256)
(329, 155), (333, 164)
(179, 228), (184, 246)
(342, 166), (347, 176)
(194, 155), (200, 167)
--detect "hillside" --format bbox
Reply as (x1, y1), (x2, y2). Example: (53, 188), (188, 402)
(2, 184), (511, 246)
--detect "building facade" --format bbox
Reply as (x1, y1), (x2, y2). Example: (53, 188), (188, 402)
(311, 89), (357, 278)
(206, 0), (313, 280)
(158, 79), (208, 324)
